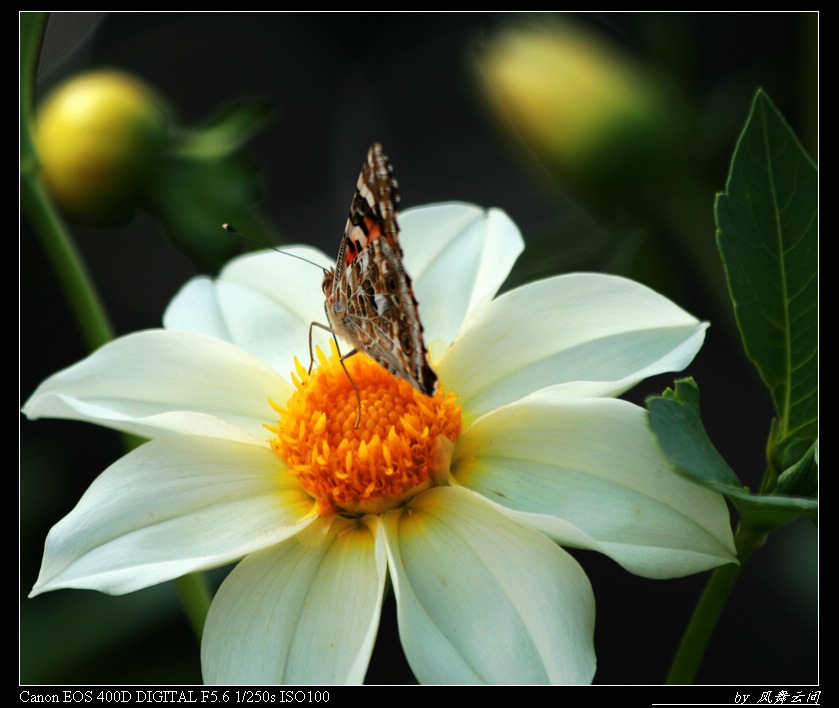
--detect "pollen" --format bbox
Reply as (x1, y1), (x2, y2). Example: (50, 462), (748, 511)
(269, 343), (461, 517)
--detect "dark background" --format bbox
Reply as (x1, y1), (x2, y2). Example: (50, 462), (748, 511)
(20, 12), (817, 685)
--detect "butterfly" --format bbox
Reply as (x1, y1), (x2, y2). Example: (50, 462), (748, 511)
(313, 143), (437, 421)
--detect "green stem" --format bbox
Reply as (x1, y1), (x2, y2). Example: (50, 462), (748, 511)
(174, 573), (213, 641)
(21, 12), (212, 647)
(21, 12), (113, 350)
(22, 173), (115, 350)
(665, 562), (740, 684)
(666, 520), (766, 684)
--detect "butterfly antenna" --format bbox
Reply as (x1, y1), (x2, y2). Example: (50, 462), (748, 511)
(223, 225), (362, 427)
(222, 224), (327, 273)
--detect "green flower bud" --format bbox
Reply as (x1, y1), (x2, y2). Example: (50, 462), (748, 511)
(478, 22), (681, 193)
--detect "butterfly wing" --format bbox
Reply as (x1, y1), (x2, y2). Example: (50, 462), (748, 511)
(323, 143), (437, 396)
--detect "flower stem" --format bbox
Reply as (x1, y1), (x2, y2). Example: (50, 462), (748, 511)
(22, 174), (116, 350)
(22, 12), (212, 646)
(174, 573), (213, 641)
(666, 519), (766, 683)
(665, 561), (740, 684)
(21, 12), (114, 350)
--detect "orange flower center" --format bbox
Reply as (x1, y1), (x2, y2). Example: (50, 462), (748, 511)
(269, 344), (461, 517)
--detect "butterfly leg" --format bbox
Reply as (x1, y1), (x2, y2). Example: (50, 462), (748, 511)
(308, 321), (363, 428)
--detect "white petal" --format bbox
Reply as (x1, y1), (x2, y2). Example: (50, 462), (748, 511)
(453, 392), (737, 578)
(202, 516), (386, 685)
(382, 486), (595, 684)
(164, 248), (335, 372)
(399, 204), (524, 346)
(30, 436), (316, 596)
(162, 277), (232, 341)
(22, 330), (292, 442)
(439, 273), (707, 421)
(219, 246), (333, 307)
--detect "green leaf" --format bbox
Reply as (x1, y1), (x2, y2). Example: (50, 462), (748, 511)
(776, 438), (818, 497)
(646, 378), (742, 489)
(715, 90), (817, 448)
(170, 98), (274, 159)
(143, 99), (278, 272)
(727, 487), (817, 529)
(646, 378), (817, 529)
(145, 152), (278, 272)
(20, 13), (49, 170)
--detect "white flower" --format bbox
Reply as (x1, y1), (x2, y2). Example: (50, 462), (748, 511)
(24, 203), (736, 684)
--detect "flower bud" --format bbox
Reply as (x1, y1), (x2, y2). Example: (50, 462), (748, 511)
(37, 69), (169, 227)
(478, 22), (681, 193)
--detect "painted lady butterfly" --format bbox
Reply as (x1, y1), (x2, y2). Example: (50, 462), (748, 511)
(315, 143), (437, 416)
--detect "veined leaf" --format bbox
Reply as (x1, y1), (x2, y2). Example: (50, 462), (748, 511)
(715, 90), (817, 446)
(647, 379), (817, 528)
(646, 378), (741, 489)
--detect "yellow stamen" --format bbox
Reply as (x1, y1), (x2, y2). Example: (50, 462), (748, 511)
(270, 343), (461, 516)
